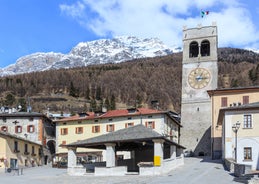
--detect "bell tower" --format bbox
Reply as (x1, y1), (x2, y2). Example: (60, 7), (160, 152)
(180, 22), (218, 156)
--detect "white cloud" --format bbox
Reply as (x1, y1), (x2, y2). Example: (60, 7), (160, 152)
(60, 0), (259, 49)
(60, 1), (86, 18)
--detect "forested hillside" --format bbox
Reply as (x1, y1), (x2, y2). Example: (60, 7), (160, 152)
(0, 48), (258, 114)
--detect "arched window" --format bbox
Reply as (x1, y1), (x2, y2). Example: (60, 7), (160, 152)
(1, 126), (8, 132)
(189, 41), (199, 58)
(201, 40), (210, 56)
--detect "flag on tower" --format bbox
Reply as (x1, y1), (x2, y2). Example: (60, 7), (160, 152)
(200, 10), (209, 18)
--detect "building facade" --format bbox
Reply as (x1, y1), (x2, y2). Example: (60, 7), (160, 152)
(55, 108), (181, 163)
(181, 22), (218, 156)
(208, 86), (259, 159)
(0, 131), (43, 171)
(0, 112), (56, 163)
(218, 102), (259, 170)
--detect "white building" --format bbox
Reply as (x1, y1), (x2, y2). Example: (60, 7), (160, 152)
(218, 102), (259, 170)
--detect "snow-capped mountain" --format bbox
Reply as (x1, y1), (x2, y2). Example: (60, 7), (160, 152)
(0, 36), (180, 76)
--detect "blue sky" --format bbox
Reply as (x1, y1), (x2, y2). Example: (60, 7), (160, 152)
(0, 0), (259, 68)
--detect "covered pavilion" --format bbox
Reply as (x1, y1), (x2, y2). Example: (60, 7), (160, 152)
(65, 124), (185, 176)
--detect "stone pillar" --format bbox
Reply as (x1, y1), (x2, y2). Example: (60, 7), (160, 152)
(170, 145), (176, 159)
(153, 139), (164, 166)
(105, 143), (116, 167)
(67, 147), (77, 168)
(131, 150), (136, 171)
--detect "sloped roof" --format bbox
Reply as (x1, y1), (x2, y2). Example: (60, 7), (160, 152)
(217, 102), (259, 125)
(55, 108), (163, 123)
(207, 86), (259, 96)
(0, 131), (42, 146)
(66, 124), (185, 149)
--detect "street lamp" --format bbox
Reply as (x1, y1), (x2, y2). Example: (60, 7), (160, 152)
(232, 121), (241, 162)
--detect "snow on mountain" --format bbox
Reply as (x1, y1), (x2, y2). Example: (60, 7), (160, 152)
(0, 36), (178, 76)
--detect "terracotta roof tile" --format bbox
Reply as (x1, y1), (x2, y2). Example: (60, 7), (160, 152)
(55, 108), (163, 123)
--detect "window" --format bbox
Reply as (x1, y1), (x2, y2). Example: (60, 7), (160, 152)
(243, 115), (252, 128)
(92, 125), (100, 133)
(14, 141), (19, 152)
(189, 41), (199, 58)
(244, 147), (252, 160)
(243, 96), (249, 104)
(78, 121), (82, 124)
(60, 128), (68, 135)
(31, 146), (35, 156)
(1, 126), (8, 132)
(106, 124), (115, 132)
(15, 126), (22, 133)
(75, 127), (83, 134)
(27, 125), (35, 133)
(221, 97), (228, 107)
(201, 40), (210, 56)
(24, 144), (29, 154)
(94, 119), (99, 122)
(145, 121), (155, 129)
(38, 148), (42, 156)
(125, 122), (134, 128)
(29, 117), (34, 121)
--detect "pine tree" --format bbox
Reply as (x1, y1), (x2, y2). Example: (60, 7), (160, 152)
(110, 95), (116, 110)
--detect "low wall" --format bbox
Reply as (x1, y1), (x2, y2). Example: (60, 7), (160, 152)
(224, 158), (234, 172)
(95, 166), (127, 176)
(67, 165), (85, 176)
(224, 159), (252, 177)
(139, 156), (184, 176)
(163, 156), (184, 174)
(234, 163), (252, 177)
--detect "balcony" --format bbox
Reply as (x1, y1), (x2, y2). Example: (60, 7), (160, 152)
(14, 149), (20, 153)
(24, 152), (30, 155)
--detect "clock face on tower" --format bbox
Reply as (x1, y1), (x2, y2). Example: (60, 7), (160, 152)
(188, 68), (211, 89)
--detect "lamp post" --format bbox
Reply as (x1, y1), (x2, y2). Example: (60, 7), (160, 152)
(232, 121), (241, 162)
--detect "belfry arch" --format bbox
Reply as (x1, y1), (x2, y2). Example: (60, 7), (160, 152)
(189, 41), (199, 58)
(201, 40), (210, 56)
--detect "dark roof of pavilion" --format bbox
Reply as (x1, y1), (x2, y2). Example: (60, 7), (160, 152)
(66, 124), (185, 149)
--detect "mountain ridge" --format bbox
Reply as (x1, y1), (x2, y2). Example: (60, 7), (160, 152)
(0, 36), (181, 76)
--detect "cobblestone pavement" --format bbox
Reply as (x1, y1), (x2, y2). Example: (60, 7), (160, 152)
(0, 157), (258, 184)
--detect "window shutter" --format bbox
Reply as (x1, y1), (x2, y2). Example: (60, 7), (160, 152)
(97, 126), (100, 132)
(125, 123), (127, 128)
(112, 124), (115, 131)
(106, 125), (108, 132)
(221, 97), (228, 107)
(15, 126), (18, 133)
(27, 125), (30, 132)
(145, 122), (148, 127)
(152, 121), (155, 129)
(243, 96), (249, 104)
(92, 126), (94, 133)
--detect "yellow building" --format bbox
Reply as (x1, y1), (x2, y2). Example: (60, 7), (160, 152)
(208, 86), (259, 159)
(55, 108), (181, 164)
(0, 131), (43, 172)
